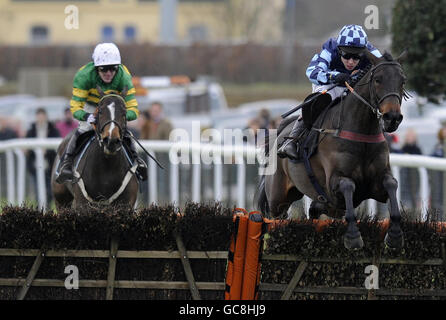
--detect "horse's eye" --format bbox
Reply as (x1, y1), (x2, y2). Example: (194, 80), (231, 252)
(375, 78), (381, 85)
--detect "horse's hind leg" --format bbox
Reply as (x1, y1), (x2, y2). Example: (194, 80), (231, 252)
(382, 173), (404, 249)
(264, 166), (302, 218)
(335, 177), (364, 249)
(51, 180), (73, 210)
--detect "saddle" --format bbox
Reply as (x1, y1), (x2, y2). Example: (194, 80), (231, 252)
(74, 131), (95, 155)
(286, 95), (342, 164)
(70, 131), (133, 175)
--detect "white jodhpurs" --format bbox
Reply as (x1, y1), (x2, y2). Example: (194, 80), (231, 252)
(312, 84), (347, 100)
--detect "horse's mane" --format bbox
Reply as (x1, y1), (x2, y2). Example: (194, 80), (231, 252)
(381, 51), (394, 62)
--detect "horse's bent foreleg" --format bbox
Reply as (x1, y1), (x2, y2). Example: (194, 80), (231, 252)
(309, 200), (329, 219)
(383, 173), (404, 249)
(336, 177), (364, 249)
(265, 161), (294, 218)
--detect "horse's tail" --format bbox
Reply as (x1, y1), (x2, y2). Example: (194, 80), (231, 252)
(254, 174), (269, 216)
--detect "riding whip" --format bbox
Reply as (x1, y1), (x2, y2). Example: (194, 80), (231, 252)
(126, 130), (165, 170)
(281, 83), (338, 119)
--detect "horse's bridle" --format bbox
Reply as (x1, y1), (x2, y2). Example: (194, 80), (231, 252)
(95, 94), (127, 146)
(347, 61), (405, 119)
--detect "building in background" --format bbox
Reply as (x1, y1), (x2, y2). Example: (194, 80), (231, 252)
(0, 0), (285, 45)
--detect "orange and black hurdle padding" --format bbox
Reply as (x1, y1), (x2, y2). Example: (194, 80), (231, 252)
(241, 212), (265, 300)
(225, 212), (249, 300)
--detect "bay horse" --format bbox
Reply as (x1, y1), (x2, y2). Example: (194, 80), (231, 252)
(257, 51), (407, 250)
(51, 87), (139, 209)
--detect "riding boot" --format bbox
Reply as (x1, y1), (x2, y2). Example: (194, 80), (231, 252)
(56, 130), (81, 183)
(125, 134), (148, 181)
(277, 119), (306, 160)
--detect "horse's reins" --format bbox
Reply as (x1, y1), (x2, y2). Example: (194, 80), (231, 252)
(317, 62), (406, 143)
(94, 94), (126, 147)
(94, 94), (164, 169)
(344, 61), (406, 119)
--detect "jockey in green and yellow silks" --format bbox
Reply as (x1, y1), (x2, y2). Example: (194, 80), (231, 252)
(55, 43), (147, 184)
(70, 62), (139, 123)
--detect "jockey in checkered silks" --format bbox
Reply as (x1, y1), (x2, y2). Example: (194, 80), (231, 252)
(278, 24), (383, 160)
(56, 43), (147, 184)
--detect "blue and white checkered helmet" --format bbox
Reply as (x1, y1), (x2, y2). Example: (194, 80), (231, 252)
(336, 25), (368, 48)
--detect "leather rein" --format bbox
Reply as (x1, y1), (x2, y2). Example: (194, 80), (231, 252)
(345, 61), (404, 120)
(93, 94), (127, 147)
(318, 60), (406, 144)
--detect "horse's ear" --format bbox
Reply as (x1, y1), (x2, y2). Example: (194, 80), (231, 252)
(96, 85), (105, 98)
(396, 50), (408, 64)
(121, 86), (128, 99)
(364, 50), (381, 65)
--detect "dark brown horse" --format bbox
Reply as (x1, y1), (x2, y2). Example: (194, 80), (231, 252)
(257, 51), (407, 249)
(51, 87), (139, 209)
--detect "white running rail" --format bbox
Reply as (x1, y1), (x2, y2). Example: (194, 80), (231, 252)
(0, 138), (445, 221)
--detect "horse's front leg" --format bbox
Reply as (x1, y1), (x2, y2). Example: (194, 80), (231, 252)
(383, 173), (404, 249)
(333, 176), (364, 249)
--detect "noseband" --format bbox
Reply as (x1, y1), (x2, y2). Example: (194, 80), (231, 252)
(95, 94), (127, 146)
(346, 61), (405, 119)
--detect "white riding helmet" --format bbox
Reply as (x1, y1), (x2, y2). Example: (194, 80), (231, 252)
(92, 43), (121, 66)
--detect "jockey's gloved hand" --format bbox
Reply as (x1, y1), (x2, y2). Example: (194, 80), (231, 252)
(333, 73), (350, 85)
(84, 113), (97, 124)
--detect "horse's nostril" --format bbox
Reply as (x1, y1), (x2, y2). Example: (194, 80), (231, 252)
(383, 112), (403, 124)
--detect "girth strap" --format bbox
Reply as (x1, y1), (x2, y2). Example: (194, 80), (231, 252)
(74, 162), (138, 205)
(301, 136), (330, 204)
(73, 142), (138, 205)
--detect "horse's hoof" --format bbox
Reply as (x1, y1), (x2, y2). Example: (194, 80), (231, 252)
(384, 232), (404, 250)
(344, 235), (364, 250)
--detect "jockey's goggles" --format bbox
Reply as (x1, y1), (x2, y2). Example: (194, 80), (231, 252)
(338, 49), (363, 61)
(97, 65), (119, 73)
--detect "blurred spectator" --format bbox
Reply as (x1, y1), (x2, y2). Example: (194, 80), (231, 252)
(431, 126), (446, 158)
(140, 102), (173, 140)
(0, 117), (18, 140)
(26, 108), (61, 205)
(244, 117), (261, 145)
(139, 102), (173, 205)
(429, 126), (446, 218)
(399, 128), (422, 214)
(244, 109), (275, 146)
(401, 129), (422, 155)
(56, 107), (78, 138)
(257, 108), (272, 130)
